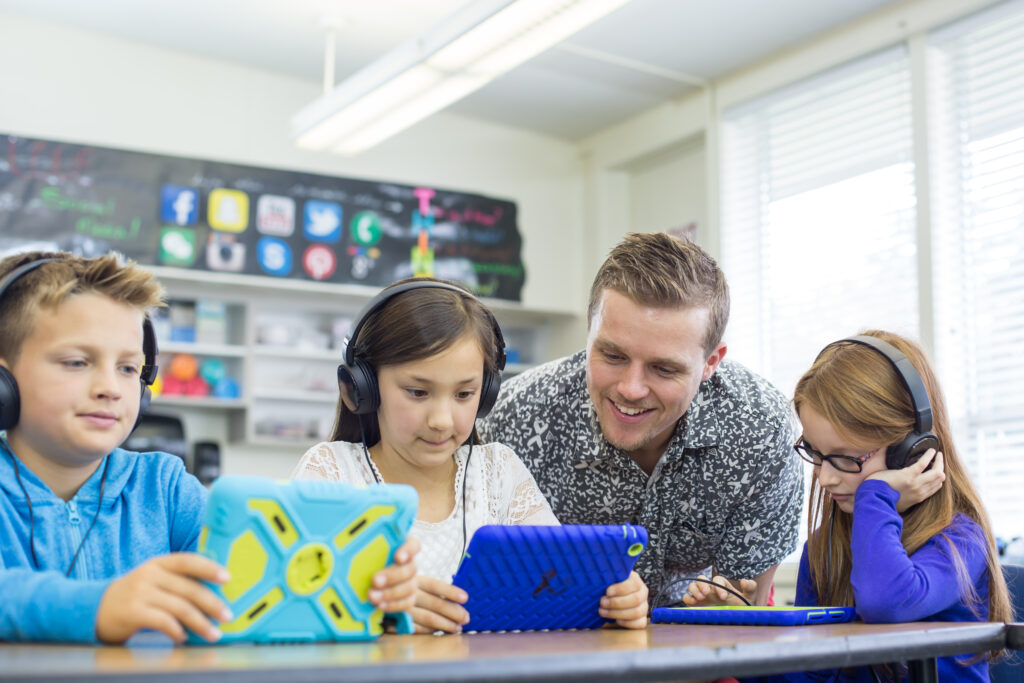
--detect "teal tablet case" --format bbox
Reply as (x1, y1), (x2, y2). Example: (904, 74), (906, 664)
(651, 605), (857, 626)
(193, 475), (418, 643)
(451, 524), (648, 632)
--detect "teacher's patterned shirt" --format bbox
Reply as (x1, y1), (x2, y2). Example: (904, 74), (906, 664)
(477, 351), (803, 606)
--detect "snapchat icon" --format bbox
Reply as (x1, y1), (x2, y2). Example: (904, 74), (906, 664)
(208, 188), (250, 232)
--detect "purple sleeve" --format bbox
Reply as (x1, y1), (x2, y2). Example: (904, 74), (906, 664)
(849, 479), (987, 622)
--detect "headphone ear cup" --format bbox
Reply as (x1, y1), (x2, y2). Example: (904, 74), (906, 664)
(476, 369), (502, 419)
(0, 366), (20, 431)
(886, 432), (940, 469)
(338, 360), (379, 415)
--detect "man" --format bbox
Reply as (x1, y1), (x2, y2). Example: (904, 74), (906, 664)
(478, 232), (802, 606)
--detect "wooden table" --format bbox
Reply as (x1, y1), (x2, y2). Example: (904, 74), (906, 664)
(0, 621), (1013, 682)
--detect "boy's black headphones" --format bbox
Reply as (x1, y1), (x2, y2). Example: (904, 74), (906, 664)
(0, 257), (159, 432)
(337, 280), (506, 417)
(825, 335), (939, 469)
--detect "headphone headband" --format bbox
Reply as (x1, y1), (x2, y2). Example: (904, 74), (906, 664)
(339, 279), (506, 418)
(0, 258), (58, 295)
(343, 280), (505, 370)
(827, 335), (933, 434)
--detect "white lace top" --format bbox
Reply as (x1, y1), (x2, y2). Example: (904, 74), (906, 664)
(290, 441), (560, 582)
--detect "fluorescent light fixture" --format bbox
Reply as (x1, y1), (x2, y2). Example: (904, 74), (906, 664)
(291, 0), (631, 155)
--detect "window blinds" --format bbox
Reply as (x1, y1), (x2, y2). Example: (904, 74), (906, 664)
(928, 0), (1024, 537)
(720, 46), (918, 401)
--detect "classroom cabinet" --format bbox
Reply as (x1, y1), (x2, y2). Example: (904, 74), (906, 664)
(144, 267), (577, 448)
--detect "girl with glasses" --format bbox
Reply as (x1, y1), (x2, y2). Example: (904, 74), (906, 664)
(737, 330), (1010, 682)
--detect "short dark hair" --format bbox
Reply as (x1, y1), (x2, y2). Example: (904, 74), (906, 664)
(587, 232), (730, 354)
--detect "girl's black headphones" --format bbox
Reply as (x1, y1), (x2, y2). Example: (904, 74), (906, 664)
(337, 280), (506, 417)
(824, 335), (939, 469)
(0, 257), (159, 432)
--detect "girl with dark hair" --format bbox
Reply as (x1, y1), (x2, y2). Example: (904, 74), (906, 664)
(292, 278), (649, 634)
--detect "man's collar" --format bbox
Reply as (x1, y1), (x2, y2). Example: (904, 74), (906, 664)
(676, 376), (722, 450)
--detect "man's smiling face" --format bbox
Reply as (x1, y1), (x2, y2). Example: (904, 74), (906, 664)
(585, 289), (725, 464)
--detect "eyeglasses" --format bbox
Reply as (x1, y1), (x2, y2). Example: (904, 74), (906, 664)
(794, 438), (880, 473)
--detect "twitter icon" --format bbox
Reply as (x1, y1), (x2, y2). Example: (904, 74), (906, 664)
(303, 200), (342, 243)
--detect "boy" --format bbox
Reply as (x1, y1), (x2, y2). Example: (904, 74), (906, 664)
(0, 251), (419, 643)
(0, 251), (230, 643)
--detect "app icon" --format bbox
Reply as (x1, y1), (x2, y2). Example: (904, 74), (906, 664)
(303, 244), (336, 280)
(208, 188), (249, 232)
(350, 210), (382, 246)
(303, 200), (342, 243)
(160, 185), (198, 226)
(258, 237), (292, 277)
(206, 233), (246, 272)
(159, 227), (197, 266)
(256, 195), (295, 236)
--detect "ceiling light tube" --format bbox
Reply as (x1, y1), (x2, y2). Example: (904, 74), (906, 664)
(291, 0), (631, 154)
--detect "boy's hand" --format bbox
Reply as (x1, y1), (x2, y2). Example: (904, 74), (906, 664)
(410, 576), (469, 634)
(600, 570), (648, 629)
(867, 448), (945, 512)
(682, 574), (757, 607)
(95, 553), (231, 644)
(368, 537), (420, 613)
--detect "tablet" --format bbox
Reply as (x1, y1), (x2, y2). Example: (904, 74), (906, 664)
(193, 475), (418, 643)
(651, 605), (857, 626)
(451, 524), (648, 632)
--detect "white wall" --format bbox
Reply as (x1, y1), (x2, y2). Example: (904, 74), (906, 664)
(626, 139), (705, 239)
(0, 11), (589, 477)
(0, 11), (586, 318)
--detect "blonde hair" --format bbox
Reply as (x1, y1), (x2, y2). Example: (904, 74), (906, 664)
(0, 251), (164, 363)
(794, 330), (1010, 657)
(587, 232), (729, 354)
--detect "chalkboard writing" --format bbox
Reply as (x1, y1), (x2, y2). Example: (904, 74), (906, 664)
(0, 134), (525, 300)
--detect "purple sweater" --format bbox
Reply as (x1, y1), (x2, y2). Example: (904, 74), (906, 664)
(747, 479), (992, 682)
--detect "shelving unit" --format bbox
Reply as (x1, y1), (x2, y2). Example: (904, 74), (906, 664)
(143, 266), (581, 451)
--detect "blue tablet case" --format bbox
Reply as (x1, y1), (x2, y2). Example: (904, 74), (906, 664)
(451, 524), (648, 632)
(193, 475), (418, 643)
(651, 605), (857, 626)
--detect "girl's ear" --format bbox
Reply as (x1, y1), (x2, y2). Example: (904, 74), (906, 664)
(338, 381), (357, 412)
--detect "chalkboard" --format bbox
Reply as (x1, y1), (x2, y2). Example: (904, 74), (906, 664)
(0, 134), (525, 300)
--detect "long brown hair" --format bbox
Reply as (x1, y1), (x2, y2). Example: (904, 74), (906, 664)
(794, 330), (1010, 633)
(330, 277), (500, 446)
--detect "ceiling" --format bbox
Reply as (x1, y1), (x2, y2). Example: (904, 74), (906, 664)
(0, 0), (902, 141)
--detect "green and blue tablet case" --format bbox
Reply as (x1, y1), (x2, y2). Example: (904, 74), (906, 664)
(193, 475), (417, 643)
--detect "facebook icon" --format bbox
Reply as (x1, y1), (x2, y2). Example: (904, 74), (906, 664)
(160, 185), (199, 226)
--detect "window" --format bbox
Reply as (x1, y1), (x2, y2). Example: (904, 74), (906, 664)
(720, 46), (918, 402)
(929, 1), (1024, 537)
(720, 1), (1024, 540)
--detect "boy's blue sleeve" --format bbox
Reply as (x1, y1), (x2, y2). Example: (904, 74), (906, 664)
(0, 567), (110, 642)
(167, 464), (208, 553)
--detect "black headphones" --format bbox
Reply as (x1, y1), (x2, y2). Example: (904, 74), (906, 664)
(337, 280), (506, 418)
(0, 257), (159, 432)
(824, 335), (939, 470)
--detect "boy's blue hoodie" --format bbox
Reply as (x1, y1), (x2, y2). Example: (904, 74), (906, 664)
(0, 439), (207, 642)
